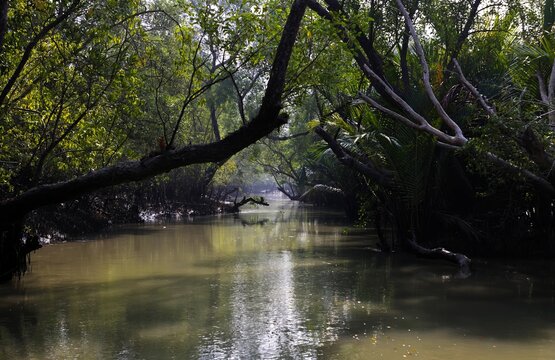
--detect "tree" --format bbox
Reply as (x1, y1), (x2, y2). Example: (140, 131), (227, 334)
(298, 0), (554, 273)
(0, 0), (308, 281)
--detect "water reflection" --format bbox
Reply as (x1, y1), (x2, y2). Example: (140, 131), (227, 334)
(228, 252), (310, 358)
(1, 199), (555, 359)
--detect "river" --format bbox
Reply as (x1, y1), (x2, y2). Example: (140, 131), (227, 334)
(1, 198), (555, 359)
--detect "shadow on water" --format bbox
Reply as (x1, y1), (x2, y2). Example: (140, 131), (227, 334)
(1, 199), (555, 359)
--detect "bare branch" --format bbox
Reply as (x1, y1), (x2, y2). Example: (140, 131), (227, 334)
(230, 196), (269, 212)
(538, 70), (549, 104)
(547, 59), (555, 128)
(224, 66), (263, 125)
(548, 59), (555, 106)
(362, 64), (465, 145)
(447, 0), (481, 73)
(228, 71), (248, 124)
(358, 92), (423, 130)
(395, 0), (467, 144)
(452, 58), (495, 116)
(406, 234), (472, 277)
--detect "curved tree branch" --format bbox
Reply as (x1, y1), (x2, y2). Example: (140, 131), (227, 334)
(314, 125), (393, 187)
(452, 58), (495, 116)
(0, 0), (308, 224)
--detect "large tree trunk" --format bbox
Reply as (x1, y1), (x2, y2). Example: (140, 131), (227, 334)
(0, 219), (41, 282)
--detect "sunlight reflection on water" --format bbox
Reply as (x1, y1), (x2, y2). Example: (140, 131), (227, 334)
(1, 198), (555, 359)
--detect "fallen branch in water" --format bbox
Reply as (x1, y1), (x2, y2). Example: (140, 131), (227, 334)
(230, 196), (270, 213)
(406, 234), (472, 278)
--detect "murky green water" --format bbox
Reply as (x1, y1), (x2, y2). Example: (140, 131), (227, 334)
(1, 199), (555, 359)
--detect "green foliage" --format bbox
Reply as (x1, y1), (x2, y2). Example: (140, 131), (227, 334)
(1, 0), (554, 255)
(0, 0), (291, 198)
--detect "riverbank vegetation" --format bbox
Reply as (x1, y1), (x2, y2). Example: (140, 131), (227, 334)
(1, 0), (554, 280)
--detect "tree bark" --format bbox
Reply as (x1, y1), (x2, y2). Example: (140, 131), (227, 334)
(209, 101), (221, 141)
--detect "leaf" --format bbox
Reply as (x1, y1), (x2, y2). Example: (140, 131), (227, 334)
(307, 119), (321, 129)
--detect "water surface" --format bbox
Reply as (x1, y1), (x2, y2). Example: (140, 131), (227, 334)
(1, 199), (555, 359)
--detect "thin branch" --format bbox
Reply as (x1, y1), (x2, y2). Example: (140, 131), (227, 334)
(33, 33), (129, 183)
(262, 140), (299, 180)
(0, 0), (8, 52)
(362, 64), (464, 145)
(447, 0), (481, 73)
(484, 151), (555, 195)
(155, 76), (169, 143)
(358, 92), (423, 130)
(548, 58), (555, 110)
(0, 0), (80, 107)
(224, 66), (263, 125)
(228, 70), (248, 124)
(267, 131), (309, 141)
(169, 33), (206, 146)
(536, 65), (555, 128)
(400, 0), (419, 94)
(452, 58), (495, 116)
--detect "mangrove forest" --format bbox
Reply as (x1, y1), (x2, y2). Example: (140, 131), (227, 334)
(1, 0), (554, 358)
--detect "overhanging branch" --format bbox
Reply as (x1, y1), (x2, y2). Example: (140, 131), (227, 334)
(0, 0), (308, 223)
(314, 126), (393, 187)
